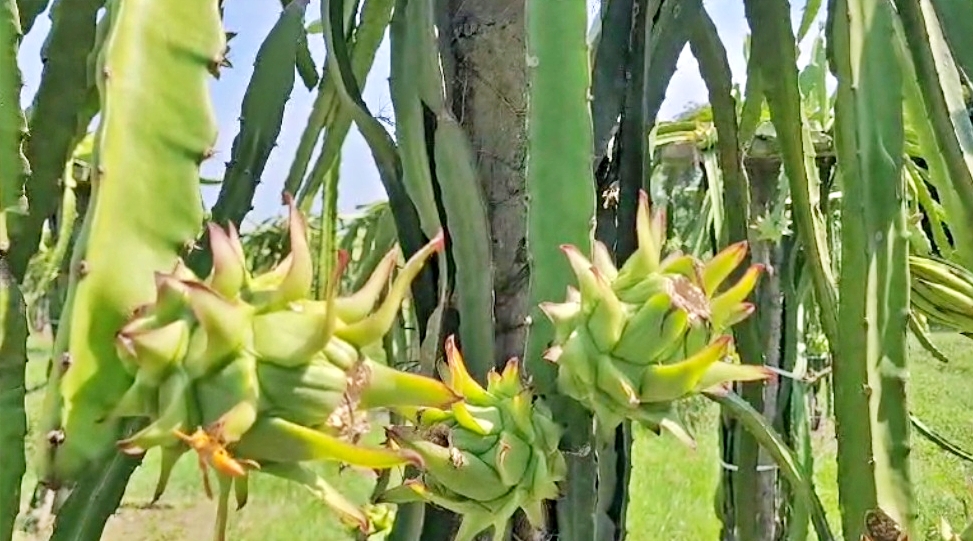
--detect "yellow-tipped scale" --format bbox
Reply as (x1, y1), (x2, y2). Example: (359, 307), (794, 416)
(381, 336), (567, 541)
(100, 195), (453, 540)
(540, 189), (770, 443)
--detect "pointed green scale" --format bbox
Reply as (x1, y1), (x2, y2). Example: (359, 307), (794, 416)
(251, 307), (332, 367)
(394, 438), (513, 503)
(116, 370), (193, 454)
(637, 337), (735, 403)
(488, 432), (532, 487)
(235, 417), (422, 469)
(358, 359), (460, 410)
(150, 444), (187, 504)
(583, 268), (626, 352)
(205, 223), (247, 298)
(194, 354), (259, 431)
(612, 291), (674, 363)
(701, 240), (749, 295)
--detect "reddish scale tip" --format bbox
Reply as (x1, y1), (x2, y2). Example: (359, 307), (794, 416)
(281, 191), (295, 206)
(205, 221), (224, 236)
(181, 279), (216, 294)
(589, 265), (610, 286)
(559, 244), (579, 255)
(335, 249), (351, 276)
(115, 333), (136, 356)
(729, 239), (749, 251)
(152, 271), (169, 289)
(638, 189), (651, 207)
(429, 229), (446, 251)
(542, 345), (563, 363)
(762, 367), (779, 382)
(402, 478), (426, 490)
(504, 357), (520, 371)
(443, 335), (468, 380)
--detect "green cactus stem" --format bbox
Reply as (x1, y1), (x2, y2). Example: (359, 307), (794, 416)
(0, 0), (28, 253)
(523, 0), (600, 539)
(0, 256), (27, 541)
(831, 0), (917, 536)
(7, 0), (105, 281)
(36, 0), (224, 489)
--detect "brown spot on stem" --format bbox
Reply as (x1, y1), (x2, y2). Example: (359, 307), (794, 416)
(46, 430), (65, 447)
(59, 352), (71, 372)
(863, 508), (906, 541)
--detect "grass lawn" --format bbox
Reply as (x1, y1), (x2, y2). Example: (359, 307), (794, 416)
(13, 330), (973, 540)
(628, 331), (973, 541)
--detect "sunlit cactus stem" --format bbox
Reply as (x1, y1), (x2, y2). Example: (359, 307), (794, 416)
(34, 0), (225, 502)
(830, 0), (916, 536)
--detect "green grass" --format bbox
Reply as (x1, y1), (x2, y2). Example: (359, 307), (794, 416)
(13, 330), (973, 540)
(627, 331), (973, 541)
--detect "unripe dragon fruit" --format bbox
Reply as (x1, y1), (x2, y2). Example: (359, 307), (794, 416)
(107, 196), (459, 539)
(541, 191), (773, 444)
(381, 336), (567, 541)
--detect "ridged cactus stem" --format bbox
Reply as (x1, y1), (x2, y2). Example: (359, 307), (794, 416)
(0, 0), (28, 253)
(36, 0), (223, 493)
(831, 0), (916, 536)
(189, 0), (309, 276)
(688, 9), (774, 540)
(779, 241), (813, 541)
(386, 0), (442, 240)
(0, 257), (27, 541)
(7, 0), (105, 280)
(524, 0), (599, 539)
(741, 0), (839, 346)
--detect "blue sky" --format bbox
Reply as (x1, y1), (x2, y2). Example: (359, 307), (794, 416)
(16, 0), (820, 229)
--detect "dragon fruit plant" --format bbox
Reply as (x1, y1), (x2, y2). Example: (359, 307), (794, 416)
(382, 335), (567, 541)
(540, 191), (774, 444)
(51, 195), (464, 540)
